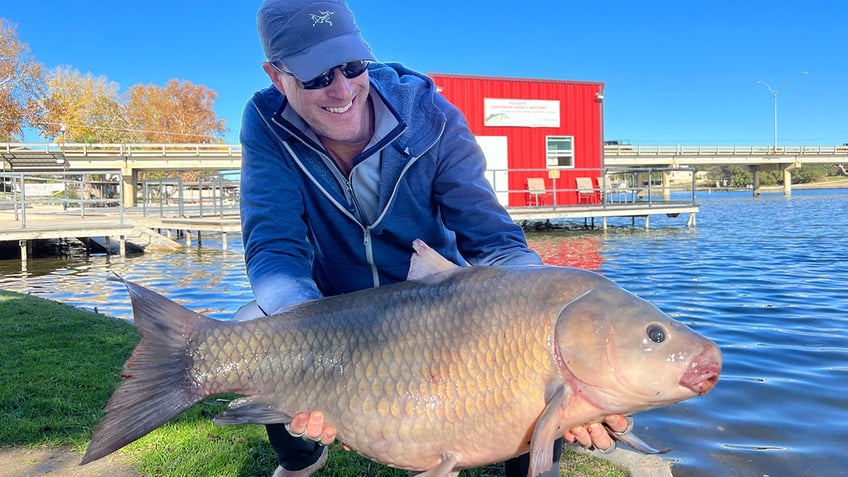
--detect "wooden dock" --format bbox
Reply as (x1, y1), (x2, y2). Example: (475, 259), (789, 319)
(0, 206), (243, 267)
(0, 199), (697, 267)
(507, 202), (699, 229)
(133, 215), (242, 249)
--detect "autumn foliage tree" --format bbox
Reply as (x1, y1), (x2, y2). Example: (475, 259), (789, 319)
(125, 80), (227, 143)
(40, 66), (135, 143)
(2, 17), (228, 144)
(0, 19), (45, 141)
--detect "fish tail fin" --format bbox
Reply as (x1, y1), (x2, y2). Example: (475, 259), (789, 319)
(81, 278), (208, 464)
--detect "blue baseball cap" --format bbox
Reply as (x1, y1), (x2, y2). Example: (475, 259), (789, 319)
(257, 0), (376, 82)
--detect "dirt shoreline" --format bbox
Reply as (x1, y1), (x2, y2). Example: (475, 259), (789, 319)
(693, 178), (848, 193)
(759, 178), (848, 191)
(0, 446), (140, 477)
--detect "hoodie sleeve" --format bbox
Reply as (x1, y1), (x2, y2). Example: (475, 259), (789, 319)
(430, 93), (543, 267)
(239, 95), (322, 314)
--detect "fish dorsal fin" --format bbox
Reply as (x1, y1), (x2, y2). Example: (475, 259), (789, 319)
(407, 239), (461, 281)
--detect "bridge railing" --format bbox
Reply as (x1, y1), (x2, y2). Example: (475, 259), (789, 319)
(604, 144), (848, 156)
(1, 142), (243, 158)
(4, 142), (846, 166)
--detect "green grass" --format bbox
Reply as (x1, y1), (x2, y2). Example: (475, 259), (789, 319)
(0, 289), (138, 450)
(0, 289), (628, 476)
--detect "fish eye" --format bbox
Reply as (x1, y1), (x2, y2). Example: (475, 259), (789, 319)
(646, 324), (667, 343)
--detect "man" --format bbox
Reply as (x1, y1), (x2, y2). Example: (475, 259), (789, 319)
(239, 0), (628, 475)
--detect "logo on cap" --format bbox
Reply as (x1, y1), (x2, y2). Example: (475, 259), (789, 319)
(311, 10), (334, 26)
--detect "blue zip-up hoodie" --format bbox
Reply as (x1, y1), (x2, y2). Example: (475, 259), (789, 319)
(239, 62), (541, 314)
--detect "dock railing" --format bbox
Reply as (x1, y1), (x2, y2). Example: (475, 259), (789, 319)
(140, 173), (240, 219)
(1, 166), (697, 231)
(1, 170), (124, 229)
(484, 166), (698, 209)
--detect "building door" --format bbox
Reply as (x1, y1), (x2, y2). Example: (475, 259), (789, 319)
(475, 136), (509, 206)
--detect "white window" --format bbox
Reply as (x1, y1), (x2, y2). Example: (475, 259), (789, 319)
(546, 136), (574, 168)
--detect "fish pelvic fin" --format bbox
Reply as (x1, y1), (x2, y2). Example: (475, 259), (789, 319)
(214, 396), (292, 425)
(528, 384), (568, 477)
(610, 426), (672, 455)
(81, 278), (207, 464)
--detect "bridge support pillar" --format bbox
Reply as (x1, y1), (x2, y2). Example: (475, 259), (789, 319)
(121, 168), (138, 207)
(662, 171), (671, 200)
(751, 166), (761, 196)
(783, 164), (795, 196)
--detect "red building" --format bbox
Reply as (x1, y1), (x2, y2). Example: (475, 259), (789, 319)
(428, 73), (605, 206)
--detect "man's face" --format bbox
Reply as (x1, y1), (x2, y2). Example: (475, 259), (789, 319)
(265, 62), (372, 145)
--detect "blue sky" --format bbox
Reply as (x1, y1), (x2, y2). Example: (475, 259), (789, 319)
(5, 1), (847, 146)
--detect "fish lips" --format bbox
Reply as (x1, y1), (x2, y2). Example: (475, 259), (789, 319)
(679, 346), (722, 395)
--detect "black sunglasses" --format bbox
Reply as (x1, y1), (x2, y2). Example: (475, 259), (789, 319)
(274, 60), (370, 90)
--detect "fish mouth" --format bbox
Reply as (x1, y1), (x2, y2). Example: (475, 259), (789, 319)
(679, 346), (722, 395)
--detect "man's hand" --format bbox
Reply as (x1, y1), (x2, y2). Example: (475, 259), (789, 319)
(286, 410), (336, 446)
(564, 414), (630, 451)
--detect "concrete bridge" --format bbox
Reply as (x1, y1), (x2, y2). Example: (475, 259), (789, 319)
(1, 143), (241, 206)
(604, 144), (848, 196)
(3, 142), (847, 202)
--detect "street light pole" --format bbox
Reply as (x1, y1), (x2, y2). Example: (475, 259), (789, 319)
(756, 71), (807, 149)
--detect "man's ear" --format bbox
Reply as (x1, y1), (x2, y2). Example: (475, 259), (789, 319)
(262, 62), (287, 94)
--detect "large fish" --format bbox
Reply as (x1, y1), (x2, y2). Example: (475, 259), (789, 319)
(81, 240), (721, 476)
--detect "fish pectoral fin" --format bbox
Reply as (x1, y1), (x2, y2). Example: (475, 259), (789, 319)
(407, 239), (461, 282)
(411, 452), (460, 477)
(528, 384), (568, 477)
(213, 396), (291, 425)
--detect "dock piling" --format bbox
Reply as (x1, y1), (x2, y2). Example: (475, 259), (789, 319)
(19, 239), (27, 270)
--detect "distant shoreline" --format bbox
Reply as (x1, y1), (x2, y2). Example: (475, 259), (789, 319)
(767, 178), (848, 190)
(696, 178), (848, 193)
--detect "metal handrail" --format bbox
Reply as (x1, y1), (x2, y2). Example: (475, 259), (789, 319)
(1, 170), (124, 228)
(140, 173), (239, 219)
(485, 166), (698, 210)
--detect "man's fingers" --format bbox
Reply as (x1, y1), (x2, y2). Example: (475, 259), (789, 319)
(287, 412), (309, 436)
(603, 414), (631, 434)
(304, 410), (325, 440)
(566, 425), (593, 448)
(587, 422), (613, 451)
(566, 420), (620, 452)
(320, 426), (337, 446)
(288, 410), (336, 445)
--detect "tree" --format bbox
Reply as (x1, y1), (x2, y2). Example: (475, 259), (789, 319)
(758, 168), (781, 186)
(2, 20), (227, 144)
(38, 66), (136, 143)
(727, 165), (752, 188)
(125, 79), (227, 143)
(0, 19), (45, 141)
(793, 164), (831, 184)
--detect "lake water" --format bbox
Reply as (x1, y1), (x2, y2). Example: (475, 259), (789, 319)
(1, 188), (846, 477)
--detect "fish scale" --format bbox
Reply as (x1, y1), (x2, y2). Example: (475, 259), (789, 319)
(82, 264), (721, 477)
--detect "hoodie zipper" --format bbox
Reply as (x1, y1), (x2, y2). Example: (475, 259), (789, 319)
(268, 103), (447, 289)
